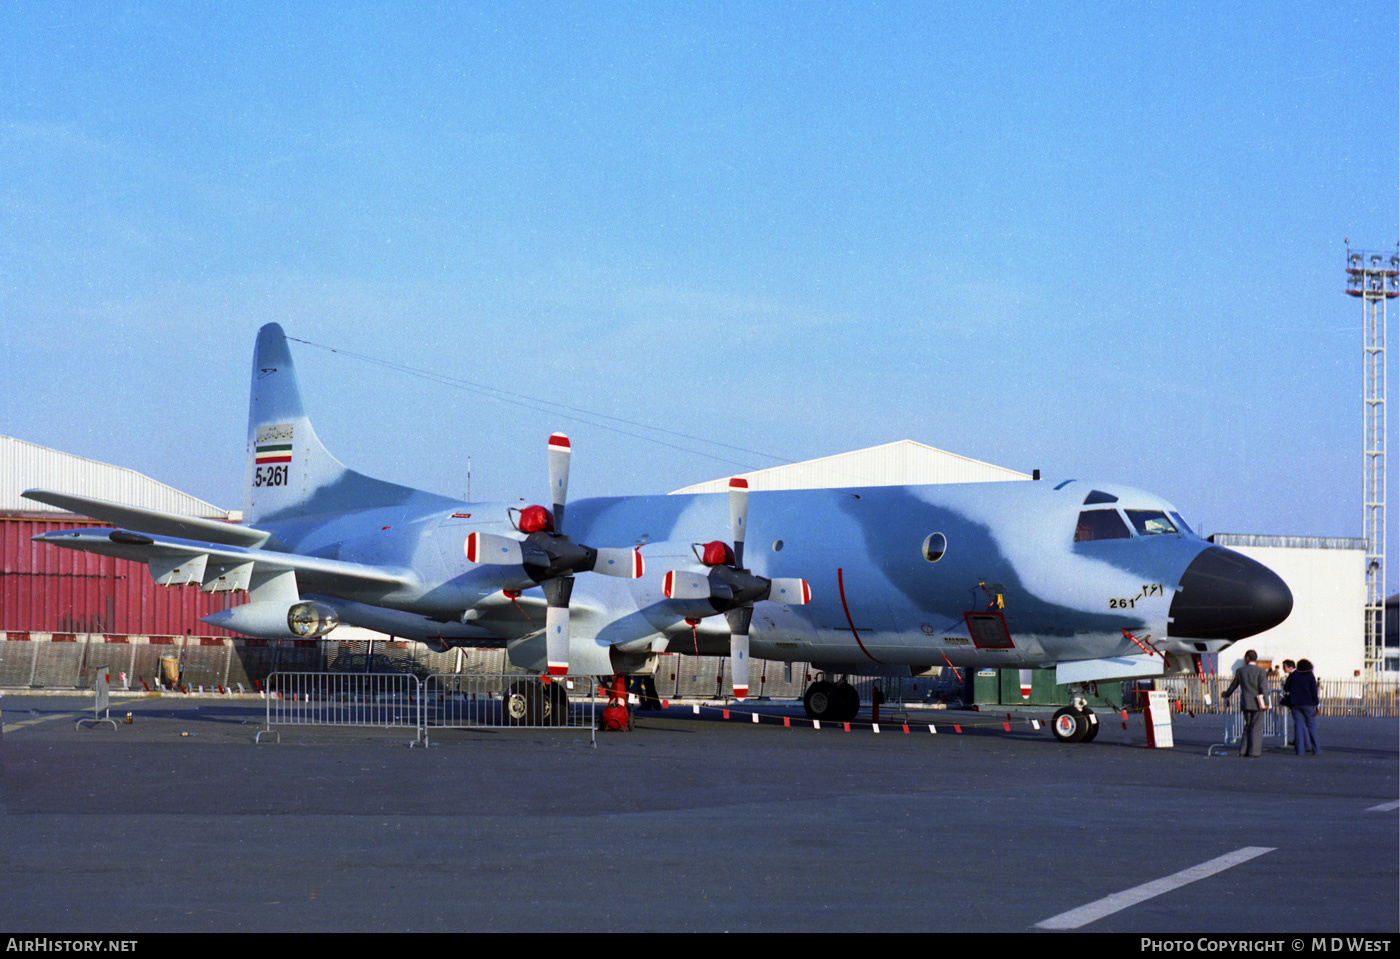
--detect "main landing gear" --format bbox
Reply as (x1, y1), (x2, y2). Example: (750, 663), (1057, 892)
(1050, 684), (1099, 743)
(504, 679), (570, 726)
(803, 677), (861, 723)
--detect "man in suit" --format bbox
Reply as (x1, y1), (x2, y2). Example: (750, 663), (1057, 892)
(1223, 649), (1270, 757)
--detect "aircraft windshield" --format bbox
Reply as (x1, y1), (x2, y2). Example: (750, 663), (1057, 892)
(1171, 512), (1196, 536)
(1074, 509), (1132, 542)
(1125, 509), (1178, 536)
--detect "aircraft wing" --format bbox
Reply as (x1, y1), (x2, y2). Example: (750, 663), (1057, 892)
(31, 527), (416, 595)
(22, 489), (271, 548)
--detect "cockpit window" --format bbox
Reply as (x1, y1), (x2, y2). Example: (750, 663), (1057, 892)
(1125, 509), (1178, 536)
(1083, 489), (1118, 505)
(1170, 512), (1195, 536)
(1075, 509), (1132, 541)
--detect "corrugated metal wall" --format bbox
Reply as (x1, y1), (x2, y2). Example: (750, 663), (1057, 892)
(1, 514), (244, 635)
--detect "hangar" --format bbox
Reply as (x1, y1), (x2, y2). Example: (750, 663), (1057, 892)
(0, 434), (397, 689)
(1208, 533), (1368, 679)
(671, 439), (1032, 493)
(1, 433), (239, 637)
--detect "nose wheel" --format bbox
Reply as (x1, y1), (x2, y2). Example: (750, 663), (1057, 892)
(1051, 705), (1098, 743)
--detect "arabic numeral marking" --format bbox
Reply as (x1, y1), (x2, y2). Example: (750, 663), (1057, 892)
(1110, 597), (1136, 609)
(254, 465), (288, 488)
(1143, 583), (1163, 597)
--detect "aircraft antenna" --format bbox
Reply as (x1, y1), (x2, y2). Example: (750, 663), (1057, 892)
(286, 336), (793, 472)
(1346, 241), (1396, 676)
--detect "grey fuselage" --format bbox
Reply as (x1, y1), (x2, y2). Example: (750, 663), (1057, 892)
(256, 475), (1270, 673)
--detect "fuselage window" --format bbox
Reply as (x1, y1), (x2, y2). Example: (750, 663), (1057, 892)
(1124, 509), (1178, 536)
(1074, 509), (1132, 542)
(921, 532), (947, 562)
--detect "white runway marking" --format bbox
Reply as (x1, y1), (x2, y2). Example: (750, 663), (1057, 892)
(2, 712), (74, 732)
(1366, 800), (1399, 812)
(1034, 846), (1276, 930)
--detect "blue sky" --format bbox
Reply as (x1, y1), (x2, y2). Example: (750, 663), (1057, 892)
(2, 2), (1396, 585)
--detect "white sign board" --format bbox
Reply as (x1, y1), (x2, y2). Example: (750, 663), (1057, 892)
(1145, 690), (1174, 748)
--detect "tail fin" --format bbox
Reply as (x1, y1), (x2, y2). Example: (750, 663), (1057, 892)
(244, 324), (431, 525)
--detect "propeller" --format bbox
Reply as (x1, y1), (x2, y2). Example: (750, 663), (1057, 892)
(663, 477), (810, 699)
(465, 433), (643, 676)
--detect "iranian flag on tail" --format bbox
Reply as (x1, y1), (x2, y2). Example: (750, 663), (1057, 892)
(256, 424), (294, 464)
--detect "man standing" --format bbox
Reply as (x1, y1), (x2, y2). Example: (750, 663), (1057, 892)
(1223, 649), (1270, 757)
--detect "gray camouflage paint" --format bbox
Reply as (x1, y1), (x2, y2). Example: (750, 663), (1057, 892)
(30, 324), (1286, 678)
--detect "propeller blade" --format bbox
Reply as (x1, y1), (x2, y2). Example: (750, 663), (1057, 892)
(543, 575), (574, 677)
(465, 531), (523, 566)
(548, 433), (570, 533)
(594, 547), (645, 579)
(728, 477), (748, 569)
(726, 606), (753, 700)
(663, 569), (712, 600)
(767, 577), (811, 605)
(545, 604), (569, 676)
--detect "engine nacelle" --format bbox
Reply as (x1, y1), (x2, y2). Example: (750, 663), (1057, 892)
(202, 600), (340, 639)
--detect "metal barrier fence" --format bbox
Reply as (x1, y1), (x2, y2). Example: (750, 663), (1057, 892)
(257, 671), (601, 744)
(9, 635), (1397, 719)
(1153, 674), (1399, 718)
(258, 671), (427, 745)
(1206, 688), (1291, 756)
(423, 674), (597, 742)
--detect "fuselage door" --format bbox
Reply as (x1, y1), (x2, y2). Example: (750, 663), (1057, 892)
(964, 610), (1015, 649)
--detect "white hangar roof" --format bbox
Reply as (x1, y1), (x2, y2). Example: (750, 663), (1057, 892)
(1, 434), (231, 518)
(671, 440), (1031, 494)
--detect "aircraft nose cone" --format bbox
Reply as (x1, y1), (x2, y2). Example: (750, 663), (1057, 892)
(1168, 546), (1293, 641)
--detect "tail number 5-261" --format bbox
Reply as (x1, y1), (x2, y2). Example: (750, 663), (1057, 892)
(255, 465), (289, 487)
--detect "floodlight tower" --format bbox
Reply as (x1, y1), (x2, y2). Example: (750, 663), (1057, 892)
(1346, 244), (1397, 676)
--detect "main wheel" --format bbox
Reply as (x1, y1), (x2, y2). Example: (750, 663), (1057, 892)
(545, 682), (569, 726)
(835, 683), (861, 722)
(504, 682), (544, 725)
(804, 681), (837, 721)
(1079, 708), (1099, 742)
(1051, 706), (1087, 743)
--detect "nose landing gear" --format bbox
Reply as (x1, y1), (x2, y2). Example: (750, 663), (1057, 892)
(1050, 687), (1099, 744)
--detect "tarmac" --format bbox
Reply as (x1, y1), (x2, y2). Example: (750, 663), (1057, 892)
(2, 691), (1396, 934)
